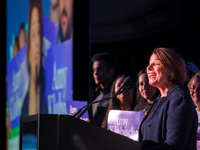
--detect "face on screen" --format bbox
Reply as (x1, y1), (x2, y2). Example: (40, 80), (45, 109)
(51, 0), (59, 7)
(18, 28), (26, 50)
(59, 0), (73, 40)
(29, 6), (41, 78)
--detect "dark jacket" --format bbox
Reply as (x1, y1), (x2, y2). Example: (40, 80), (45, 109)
(139, 84), (198, 150)
(91, 84), (112, 126)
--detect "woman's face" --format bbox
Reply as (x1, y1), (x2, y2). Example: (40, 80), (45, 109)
(190, 78), (200, 103)
(147, 54), (171, 89)
(138, 73), (158, 100)
(115, 77), (133, 105)
(29, 7), (41, 78)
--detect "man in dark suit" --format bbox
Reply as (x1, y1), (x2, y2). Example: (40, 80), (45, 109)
(90, 52), (118, 126)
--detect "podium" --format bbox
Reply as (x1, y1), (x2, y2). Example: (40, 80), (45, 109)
(20, 114), (141, 150)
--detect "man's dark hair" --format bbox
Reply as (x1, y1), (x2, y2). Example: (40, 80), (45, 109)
(92, 52), (118, 70)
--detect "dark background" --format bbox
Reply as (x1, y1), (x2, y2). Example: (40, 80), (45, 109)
(1, 0), (6, 149)
(90, 0), (200, 78)
(89, 0), (200, 103)
(1, 0), (200, 149)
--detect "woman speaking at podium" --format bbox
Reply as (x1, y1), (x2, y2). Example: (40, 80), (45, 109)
(139, 48), (198, 150)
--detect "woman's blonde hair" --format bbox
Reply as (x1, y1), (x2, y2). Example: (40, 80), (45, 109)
(152, 48), (186, 84)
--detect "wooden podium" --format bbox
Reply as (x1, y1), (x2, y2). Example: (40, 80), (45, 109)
(20, 114), (141, 150)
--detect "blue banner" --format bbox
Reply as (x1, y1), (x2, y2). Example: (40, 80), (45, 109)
(44, 39), (73, 114)
(7, 45), (29, 128)
(43, 15), (59, 55)
(66, 100), (89, 120)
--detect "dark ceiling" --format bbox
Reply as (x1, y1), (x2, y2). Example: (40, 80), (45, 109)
(91, 0), (181, 43)
(90, 0), (200, 78)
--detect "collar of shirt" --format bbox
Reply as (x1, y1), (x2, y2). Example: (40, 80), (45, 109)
(95, 82), (113, 95)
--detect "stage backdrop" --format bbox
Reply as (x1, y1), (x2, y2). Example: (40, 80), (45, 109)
(6, 0), (77, 149)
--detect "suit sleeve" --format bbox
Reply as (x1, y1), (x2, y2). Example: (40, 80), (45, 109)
(164, 92), (194, 150)
(142, 90), (196, 150)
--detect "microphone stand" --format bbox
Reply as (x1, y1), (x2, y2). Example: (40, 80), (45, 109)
(72, 76), (132, 118)
(72, 90), (124, 119)
(72, 96), (112, 118)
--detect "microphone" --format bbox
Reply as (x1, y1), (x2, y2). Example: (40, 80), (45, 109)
(115, 76), (132, 95)
(118, 84), (133, 94)
(72, 76), (133, 118)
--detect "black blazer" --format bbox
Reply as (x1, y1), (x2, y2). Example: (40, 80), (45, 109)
(139, 84), (198, 150)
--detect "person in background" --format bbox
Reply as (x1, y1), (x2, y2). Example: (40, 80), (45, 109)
(50, 0), (59, 25)
(187, 71), (200, 140)
(13, 36), (19, 57)
(13, 23), (26, 57)
(134, 68), (159, 116)
(139, 47), (197, 150)
(89, 52), (118, 126)
(101, 75), (136, 128)
(18, 23), (26, 50)
(184, 61), (199, 86)
(21, 0), (47, 117)
(57, 0), (73, 43)
(188, 72), (200, 111)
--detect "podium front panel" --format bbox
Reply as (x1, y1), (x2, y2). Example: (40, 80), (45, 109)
(20, 114), (141, 150)
(59, 115), (141, 150)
